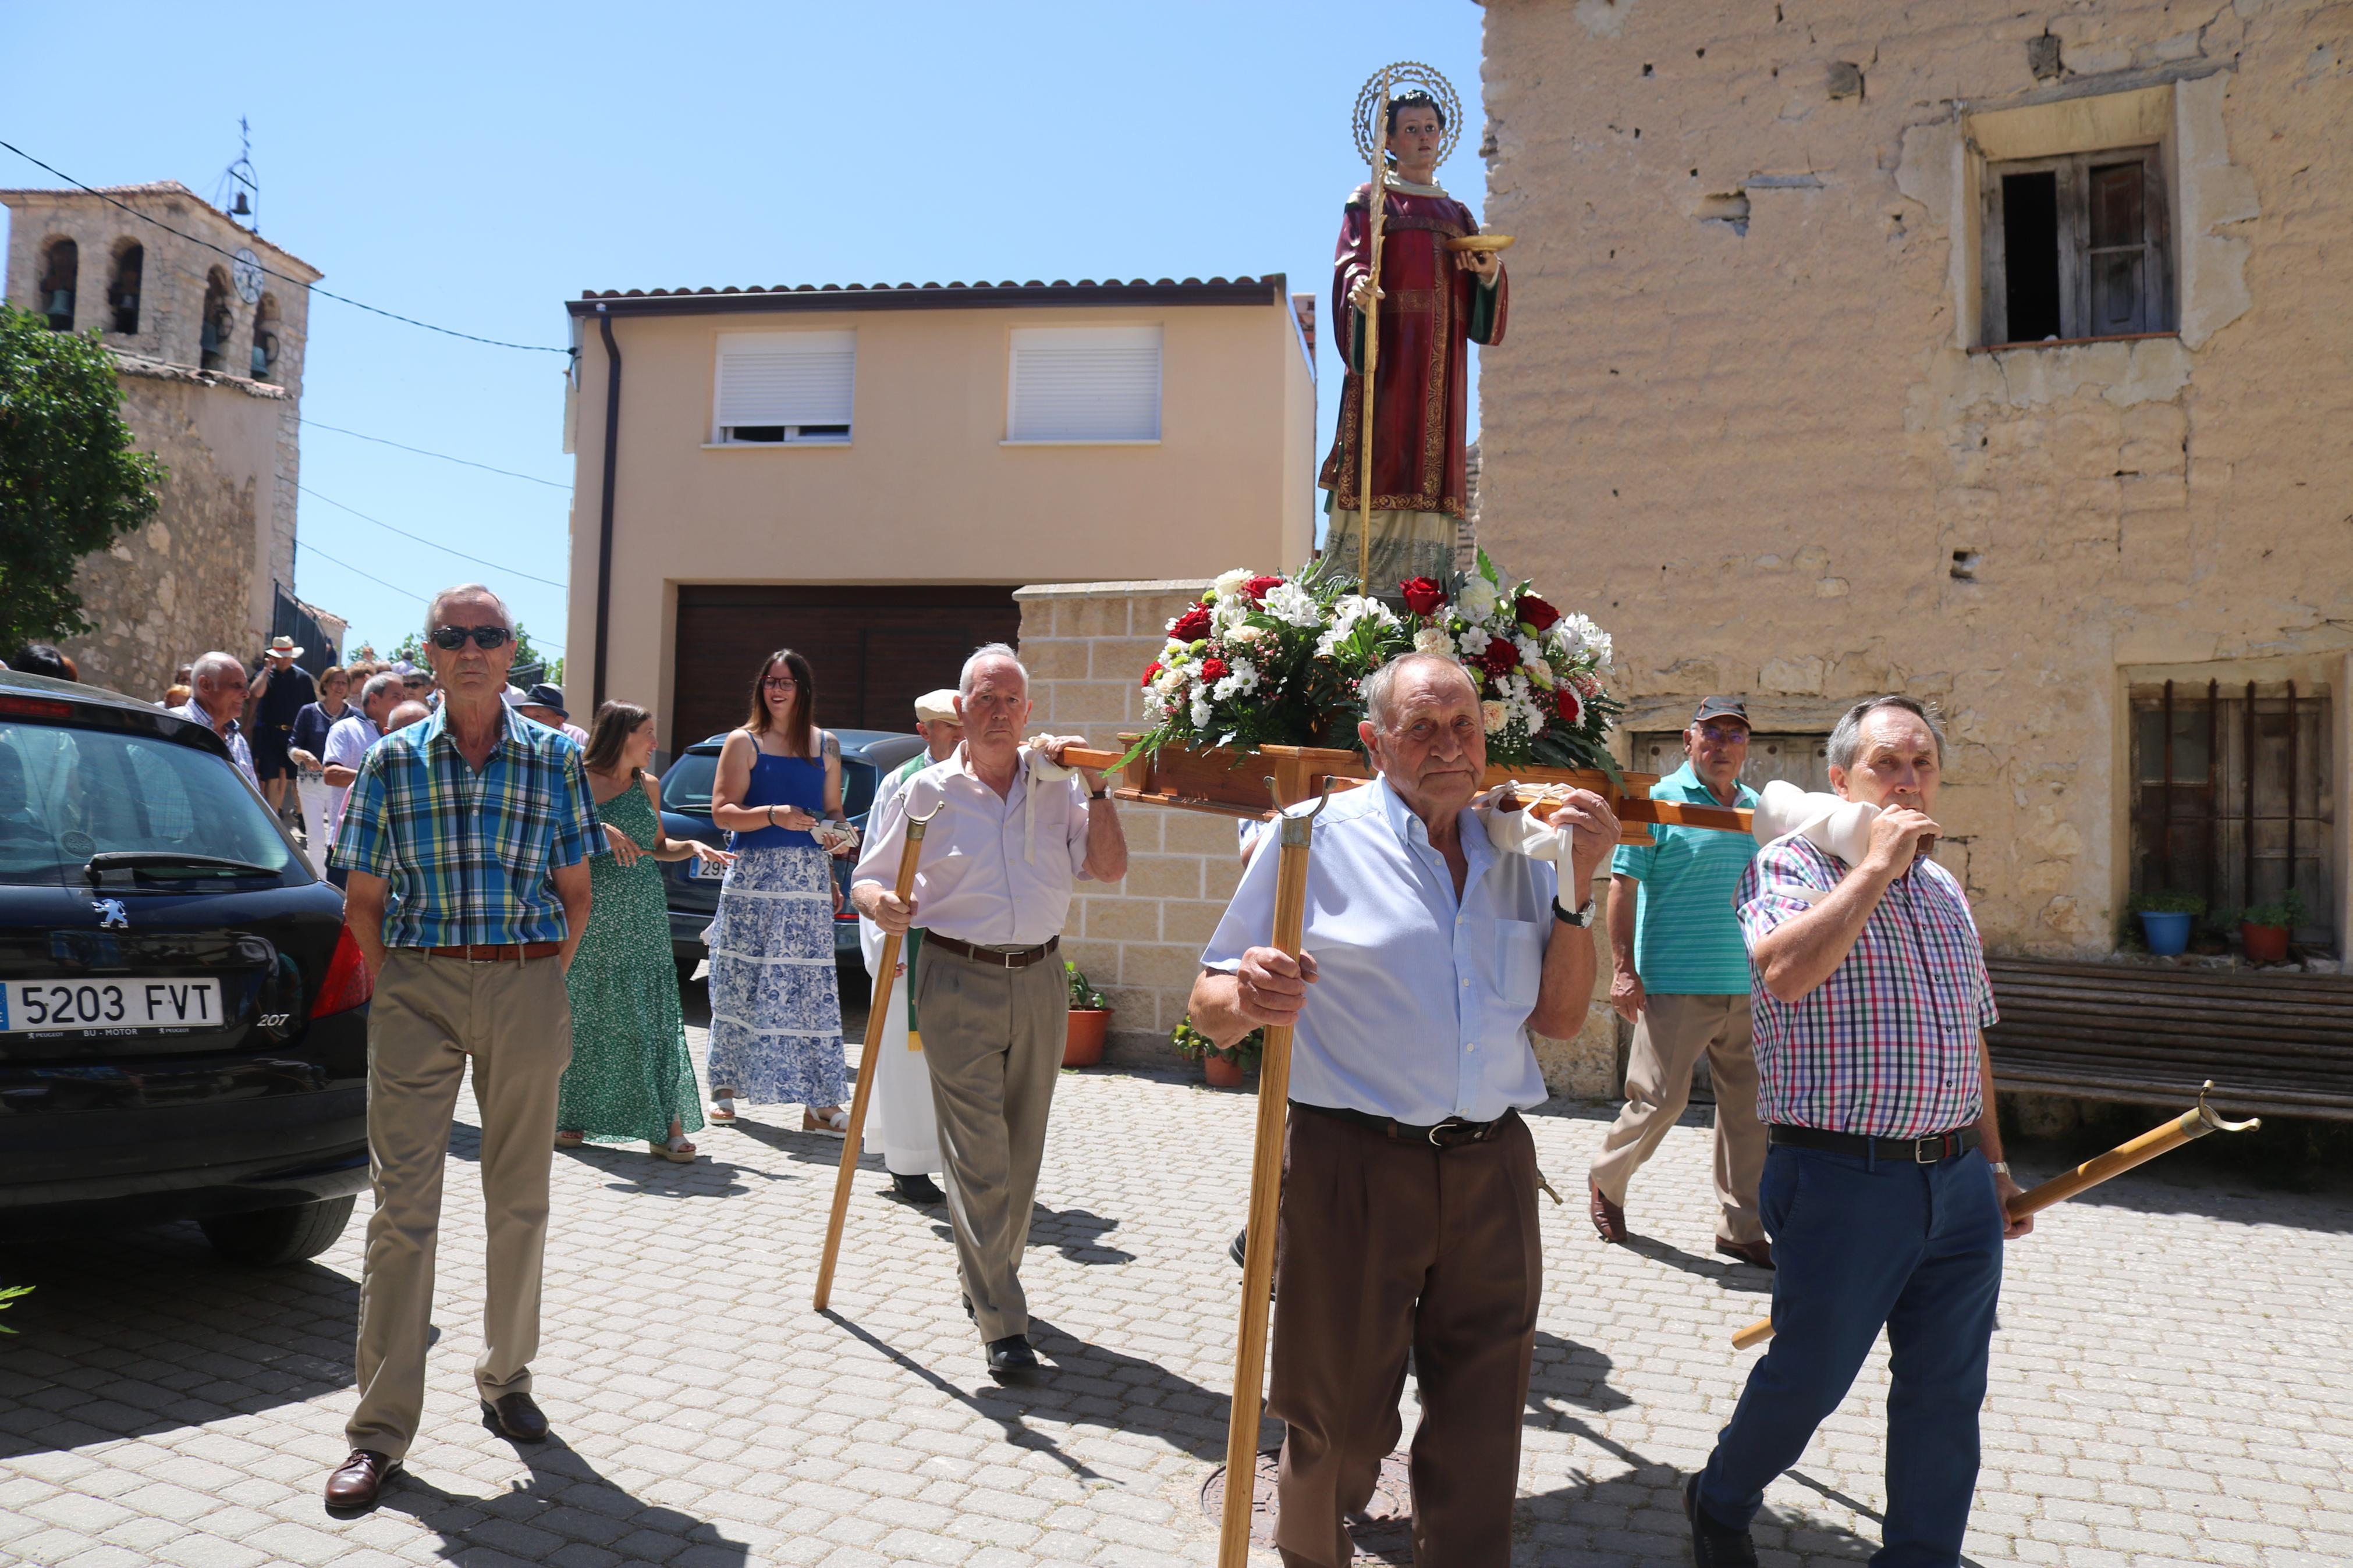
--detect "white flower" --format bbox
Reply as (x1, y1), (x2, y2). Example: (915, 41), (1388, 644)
(1514, 634), (1544, 666)
(1213, 593), (1252, 632)
(1212, 567), (1254, 601)
(1458, 577), (1499, 617)
(1154, 667), (1189, 699)
(1481, 699), (1509, 734)
(1227, 623), (1267, 648)
(1262, 582), (1323, 628)
(1190, 695), (1214, 730)
(1412, 627), (1454, 658)
(1457, 625), (1492, 657)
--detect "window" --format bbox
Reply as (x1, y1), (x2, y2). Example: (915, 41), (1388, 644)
(108, 242), (142, 335)
(38, 239), (77, 331)
(1006, 325), (1162, 443)
(712, 330), (854, 444)
(2130, 681), (2333, 946)
(1981, 146), (2172, 346)
(199, 268), (233, 371)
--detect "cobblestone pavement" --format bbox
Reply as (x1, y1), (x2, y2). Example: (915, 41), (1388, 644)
(2, 980), (2350, 1567)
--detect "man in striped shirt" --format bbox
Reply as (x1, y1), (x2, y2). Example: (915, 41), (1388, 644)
(1688, 696), (2032, 1568)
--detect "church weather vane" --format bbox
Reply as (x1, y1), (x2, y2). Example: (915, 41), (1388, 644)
(1325, 62), (1514, 597)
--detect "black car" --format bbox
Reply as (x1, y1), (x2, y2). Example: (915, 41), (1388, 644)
(657, 728), (927, 980)
(0, 670), (368, 1264)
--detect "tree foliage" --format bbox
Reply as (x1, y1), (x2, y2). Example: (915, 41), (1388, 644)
(0, 305), (165, 652)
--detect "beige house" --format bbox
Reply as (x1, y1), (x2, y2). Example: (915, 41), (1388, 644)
(560, 276), (1315, 752)
(1474, 0), (2353, 1112)
(2, 182), (326, 696)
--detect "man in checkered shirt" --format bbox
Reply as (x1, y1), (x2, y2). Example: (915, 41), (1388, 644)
(1687, 696), (2034, 1568)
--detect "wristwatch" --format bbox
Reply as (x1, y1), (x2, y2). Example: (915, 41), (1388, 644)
(1988, 1161), (2011, 1178)
(1551, 895), (1596, 928)
(1089, 786), (1108, 800)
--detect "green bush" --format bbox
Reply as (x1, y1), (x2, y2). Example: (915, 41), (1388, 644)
(2128, 890), (2206, 916)
(2235, 888), (2308, 930)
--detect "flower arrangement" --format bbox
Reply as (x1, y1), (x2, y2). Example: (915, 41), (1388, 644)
(1126, 554), (1621, 773)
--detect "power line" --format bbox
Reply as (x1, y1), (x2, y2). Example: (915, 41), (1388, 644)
(301, 418), (572, 489)
(296, 484), (567, 589)
(0, 139), (570, 356)
(294, 542), (566, 655)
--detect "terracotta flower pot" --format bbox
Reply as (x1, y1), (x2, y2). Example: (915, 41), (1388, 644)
(1202, 1052), (1247, 1088)
(1064, 1008), (1110, 1068)
(2241, 922), (2291, 964)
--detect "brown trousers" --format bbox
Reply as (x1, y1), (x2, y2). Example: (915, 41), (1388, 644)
(1588, 993), (1766, 1244)
(1270, 1105), (1542, 1568)
(346, 950), (571, 1459)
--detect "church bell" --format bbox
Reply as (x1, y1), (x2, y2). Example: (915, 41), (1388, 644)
(45, 289), (72, 322)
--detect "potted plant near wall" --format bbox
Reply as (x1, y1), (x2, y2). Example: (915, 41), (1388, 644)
(1172, 1014), (1262, 1088)
(1064, 959), (1112, 1068)
(2237, 888), (2306, 965)
(2129, 890), (2204, 956)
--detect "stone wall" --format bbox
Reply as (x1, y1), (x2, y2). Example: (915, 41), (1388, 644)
(1016, 578), (1622, 1098)
(1479, 0), (2353, 957)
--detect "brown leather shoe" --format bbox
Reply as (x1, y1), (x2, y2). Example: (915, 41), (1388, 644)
(324, 1449), (400, 1509)
(1588, 1181), (1628, 1244)
(481, 1391), (549, 1442)
(1715, 1237), (1775, 1270)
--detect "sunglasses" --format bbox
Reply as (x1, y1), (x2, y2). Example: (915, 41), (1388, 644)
(1693, 724), (1750, 743)
(430, 624), (512, 651)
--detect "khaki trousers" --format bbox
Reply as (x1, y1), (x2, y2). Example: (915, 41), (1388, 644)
(1587, 992), (1765, 1244)
(346, 950), (572, 1458)
(913, 943), (1067, 1343)
(1270, 1105), (1543, 1568)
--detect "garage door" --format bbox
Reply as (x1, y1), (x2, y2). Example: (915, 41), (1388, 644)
(670, 585), (1022, 749)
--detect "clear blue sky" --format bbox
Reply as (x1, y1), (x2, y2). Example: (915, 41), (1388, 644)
(4, 1), (1488, 667)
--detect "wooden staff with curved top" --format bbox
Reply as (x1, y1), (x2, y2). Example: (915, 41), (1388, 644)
(1354, 67), (1394, 593)
(1726, 1083), (2260, 1351)
(813, 797), (944, 1313)
(1217, 781), (1336, 1568)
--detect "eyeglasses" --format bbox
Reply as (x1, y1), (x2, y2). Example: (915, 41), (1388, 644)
(430, 624), (512, 651)
(1693, 724), (1750, 744)
(761, 677), (800, 691)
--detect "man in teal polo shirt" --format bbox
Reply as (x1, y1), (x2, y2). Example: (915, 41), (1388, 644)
(1588, 696), (1772, 1267)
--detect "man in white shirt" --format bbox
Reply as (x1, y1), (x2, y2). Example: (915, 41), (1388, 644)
(1188, 652), (1617, 1566)
(172, 652), (258, 785)
(853, 645), (1127, 1381)
(319, 673), (404, 887)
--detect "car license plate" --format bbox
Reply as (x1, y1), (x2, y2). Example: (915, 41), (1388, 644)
(0, 977), (224, 1033)
(686, 856), (721, 880)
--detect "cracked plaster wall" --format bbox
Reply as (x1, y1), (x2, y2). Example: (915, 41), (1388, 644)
(1478, 0), (2353, 957)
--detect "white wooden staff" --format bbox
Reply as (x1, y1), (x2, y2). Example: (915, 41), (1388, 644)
(1727, 1082), (2260, 1351)
(1217, 783), (1333, 1567)
(813, 798), (943, 1313)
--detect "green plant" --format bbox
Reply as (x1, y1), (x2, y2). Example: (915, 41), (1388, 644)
(2128, 890), (2206, 916)
(0, 305), (166, 652)
(1064, 958), (1108, 1011)
(2237, 888), (2308, 930)
(0, 1282), (30, 1333)
(1172, 1014), (1264, 1067)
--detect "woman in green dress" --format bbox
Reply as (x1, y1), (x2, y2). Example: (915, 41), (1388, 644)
(556, 701), (733, 1161)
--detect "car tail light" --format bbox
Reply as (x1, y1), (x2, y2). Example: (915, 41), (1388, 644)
(315, 925), (374, 1017)
(0, 695), (73, 719)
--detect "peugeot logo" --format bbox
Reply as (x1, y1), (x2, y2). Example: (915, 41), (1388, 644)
(92, 898), (130, 931)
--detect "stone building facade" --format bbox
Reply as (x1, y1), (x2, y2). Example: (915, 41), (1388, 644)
(1, 182), (321, 696)
(1477, 0), (2352, 961)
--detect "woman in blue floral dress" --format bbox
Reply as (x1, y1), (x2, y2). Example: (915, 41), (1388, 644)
(702, 649), (857, 1133)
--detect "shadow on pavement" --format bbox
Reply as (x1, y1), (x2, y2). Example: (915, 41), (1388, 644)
(1616, 1232), (1773, 1295)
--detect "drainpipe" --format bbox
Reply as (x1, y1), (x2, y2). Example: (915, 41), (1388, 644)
(593, 306), (621, 710)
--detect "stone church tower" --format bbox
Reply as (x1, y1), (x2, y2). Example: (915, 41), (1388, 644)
(1, 180), (333, 697)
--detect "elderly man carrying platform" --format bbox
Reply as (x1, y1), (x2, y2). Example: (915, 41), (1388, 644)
(1589, 695), (1769, 1266)
(852, 645), (1127, 1382)
(1687, 695), (2032, 1568)
(321, 584), (600, 1510)
(1188, 652), (1618, 1568)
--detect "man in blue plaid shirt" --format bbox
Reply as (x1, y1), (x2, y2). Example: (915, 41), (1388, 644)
(321, 584), (599, 1510)
(1689, 697), (2033, 1568)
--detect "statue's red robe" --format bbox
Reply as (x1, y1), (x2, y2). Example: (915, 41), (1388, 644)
(1316, 175), (1507, 588)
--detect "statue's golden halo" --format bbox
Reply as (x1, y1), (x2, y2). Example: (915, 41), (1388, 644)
(1352, 61), (1463, 169)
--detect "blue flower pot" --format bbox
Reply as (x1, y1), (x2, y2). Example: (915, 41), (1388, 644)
(2137, 910), (2194, 955)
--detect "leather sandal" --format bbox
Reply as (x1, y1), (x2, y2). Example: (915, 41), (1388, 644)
(648, 1135), (697, 1163)
(803, 1107), (850, 1137)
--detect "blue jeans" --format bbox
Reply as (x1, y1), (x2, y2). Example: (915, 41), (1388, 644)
(1699, 1142), (2004, 1568)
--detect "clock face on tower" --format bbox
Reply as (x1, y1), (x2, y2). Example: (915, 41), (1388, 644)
(232, 248), (264, 304)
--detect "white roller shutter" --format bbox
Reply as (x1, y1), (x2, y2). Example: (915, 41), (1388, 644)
(1007, 325), (1162, 442)
(714, 330), (855, 438)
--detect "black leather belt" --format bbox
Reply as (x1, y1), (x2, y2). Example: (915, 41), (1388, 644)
(1297, 1101), (1517, 1149)
(1769, 1123), (1981, 1164)
(923, 933), (1060, 969)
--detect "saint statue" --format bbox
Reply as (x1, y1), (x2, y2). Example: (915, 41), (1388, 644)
(1318, 85), (1507, 594)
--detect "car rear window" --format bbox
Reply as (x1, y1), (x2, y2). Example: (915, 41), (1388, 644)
(842, 760), (878, 819)
(0, 721), (295, 886)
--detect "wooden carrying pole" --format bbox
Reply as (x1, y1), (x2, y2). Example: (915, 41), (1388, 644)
(1727, 1083), (2260, 1351)
(1354, 69), (1393, 592)
(1216, 784), (1332, 1567)
(812, 799), (942, 1313)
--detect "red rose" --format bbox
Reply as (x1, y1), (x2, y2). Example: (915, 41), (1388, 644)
(1399, 577), (1447, 616)
(1244, 574), (1286, 603)
(1169, 605), (1213, 641)
(1555, 685), (1584, 725)
(1141, 662), (1162, 688)
(1478, 639), (1521, 677)
(1516, 593), (1561, 632)
(1199, 657), (1231, 682)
